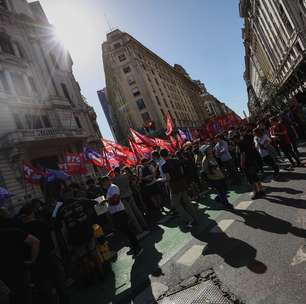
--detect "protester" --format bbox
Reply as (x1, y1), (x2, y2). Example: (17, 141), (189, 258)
(0, 207), (40, 304)
(138, 158), (162, 213)
(101, 176), (143, 257)
(19, 204), (67, 304)
(253, 127), (279, 177)
(112, 167), (148, 233)
(160, 149), (198, 228)
(234, 128), (264, 200)
(213, 134), (239, 184)
(270, 116), (301, 168)
(200, 144), (233, 209)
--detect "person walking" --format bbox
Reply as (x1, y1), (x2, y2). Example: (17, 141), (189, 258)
(213, 135), (239, 184)
(270, 116), (301, 168)
(200, 144), (233, 209)
(160, 149), (198, 228)
(112, 167), (148, 233)
(101, 176), (143, 257)
(234, 128), (264, 200)
(253, 127), (279, 177)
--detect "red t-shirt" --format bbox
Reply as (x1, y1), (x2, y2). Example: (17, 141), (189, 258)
(271, 123), (291, 145)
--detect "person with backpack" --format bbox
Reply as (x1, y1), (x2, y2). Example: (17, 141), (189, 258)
(200, 144), (233, 209)
(160, 149), (198, 228)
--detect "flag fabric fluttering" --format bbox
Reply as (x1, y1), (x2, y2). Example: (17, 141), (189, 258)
(59, 152), (87, 175)
(153, 137), (175, 154)
(23, 162), (45, 185)
(84, 148), (104, 167)
(101, 139), (137, 167)
(165, 113), (174, 136)
(129, 128), (156, 147)
(128, 137), (154, 159)
(45, 169), (71, 183)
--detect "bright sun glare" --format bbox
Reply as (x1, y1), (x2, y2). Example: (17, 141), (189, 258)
(51, 2), (97, 58)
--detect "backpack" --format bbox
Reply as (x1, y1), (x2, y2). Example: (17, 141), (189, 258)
(61, 200), (93, 246)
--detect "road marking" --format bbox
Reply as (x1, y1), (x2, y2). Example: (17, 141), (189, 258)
(236, 200), (252, 210)
(291, 245), (306, 266)
(210, 219), (235, 233)
(176, 245), (206, 266)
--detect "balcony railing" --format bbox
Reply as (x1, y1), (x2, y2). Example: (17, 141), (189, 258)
(0, 128), (87, 149)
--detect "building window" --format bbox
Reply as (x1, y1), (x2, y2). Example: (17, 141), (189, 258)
(160, 108), (165, 116)
(136, 98), (146, 110)
(155, 95), (161, 106)
(0, 33), (14, 55)
(127, 75), (136, 86)
(74, 116), (82, 128)
(163, 98), (169, 107)
(155, 78), (159, 85)
(118, 54), (126, 62)
(0, 70), (10, 93)
(113, 42), (121, 49)
(42, 115), (51, 128)
(141, 112), (151, 122)
(132, 87), (141, 97)
(10, 73), (29, 96)
(123, 66), (131, 74)
(61, 83), (72, 104)
(13, 113), (23, 129)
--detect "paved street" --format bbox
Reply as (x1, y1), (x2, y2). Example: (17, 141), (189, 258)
(71, 145), (306, 304)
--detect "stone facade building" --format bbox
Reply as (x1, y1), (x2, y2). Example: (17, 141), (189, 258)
(0, 0), (101, 208)
(240, 0), (306, 114)
(194, 80), (234, 119)
(101, 29), (209, 145)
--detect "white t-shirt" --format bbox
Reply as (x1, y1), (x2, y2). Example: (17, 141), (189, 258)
(254, 134), (270, 158)
(106, 184), (125, 214)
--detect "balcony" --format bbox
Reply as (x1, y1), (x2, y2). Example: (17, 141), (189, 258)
(49, 96), (72, 107)
(0, 128), (87, 149)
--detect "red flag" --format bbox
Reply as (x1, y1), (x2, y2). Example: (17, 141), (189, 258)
(130, 128), (156, 147)
(59, 153), (87, 175)
(128, 138), (154, 159)
(165, 114), (174, 136)
(153, 137), (175, 154)
(102, 139), (137, 167)
(23, 162), (45, 185)
(176, 133), (185, 148)
(169, 136), (178, 150)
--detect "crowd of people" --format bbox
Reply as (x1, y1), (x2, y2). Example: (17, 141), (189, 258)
(1, 105), (306, 304)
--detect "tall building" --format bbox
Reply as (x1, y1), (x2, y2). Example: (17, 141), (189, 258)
(102, 29), (209, 144)
(97, 88), (119, 141)
(0, 0), (101, 208)
(240, 0), (306, 114)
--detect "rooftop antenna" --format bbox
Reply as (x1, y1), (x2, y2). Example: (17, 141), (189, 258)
(104, 13), (113, 32)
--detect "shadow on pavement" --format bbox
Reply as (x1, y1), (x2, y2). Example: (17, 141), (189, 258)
(264, 186), (303, 195)
(113, 226), (164, 303)
(229, 209), (306, 238)
(190, 213), (267, 274)
(265, 194), (306, 210)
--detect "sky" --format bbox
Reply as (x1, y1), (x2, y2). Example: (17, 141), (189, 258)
(37, 0), (247, 141)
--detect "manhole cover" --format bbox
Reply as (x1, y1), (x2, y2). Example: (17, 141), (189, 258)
(158, 280), (231, 304)
(156, 270), (243, 304)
